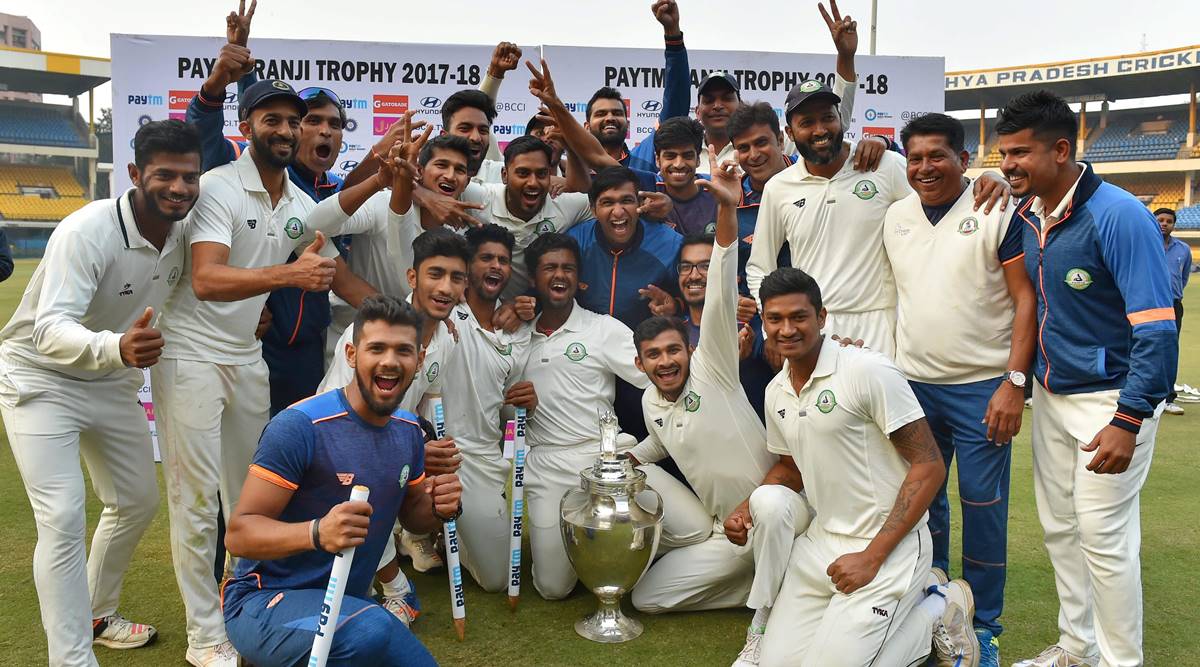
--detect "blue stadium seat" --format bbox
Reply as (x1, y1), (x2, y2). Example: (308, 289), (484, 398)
(1176, 206), (1200, 231)
(0, 104), (88, 148)
(1085, 114), (1185, 163)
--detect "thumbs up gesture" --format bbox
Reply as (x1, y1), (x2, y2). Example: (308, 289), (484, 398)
(120, 306), (165, 368)
(288, 231), (337, 292)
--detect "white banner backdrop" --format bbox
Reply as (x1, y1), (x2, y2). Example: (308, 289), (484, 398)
(541, 44), (944, 148)
(111, 35), (944, 190)
(110, 35), (540, 190)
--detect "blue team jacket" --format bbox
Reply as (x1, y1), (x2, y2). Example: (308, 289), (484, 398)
(567, 219), (682, 330)
(1016, 163), (1177, 432)
(627, 36), (692, 175)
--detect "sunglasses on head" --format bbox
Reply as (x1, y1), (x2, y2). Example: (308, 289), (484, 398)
(296, 87), (342, 108)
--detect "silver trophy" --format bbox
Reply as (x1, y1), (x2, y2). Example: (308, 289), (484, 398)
(560, 409), (664, 643)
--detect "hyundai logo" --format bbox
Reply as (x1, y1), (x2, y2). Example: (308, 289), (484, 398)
(641, 100), (662, 112)
(225, 92), (237, 103)
(421, 96), (441, 108)
(340, 160), (359, 171)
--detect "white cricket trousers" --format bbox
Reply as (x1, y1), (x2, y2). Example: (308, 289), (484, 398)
(632, 482), (809, 614)
(1031, 384), (1159, 667)
(0, 360), (158, 667)
(822, 308), (897, 359)
(151, 358), (268, 650)
(524, 440), (699, 600)
(760, 519), (934, 667)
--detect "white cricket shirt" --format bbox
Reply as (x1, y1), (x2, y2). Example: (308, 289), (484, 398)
(0, 190), (186, 381)
(746, 143), (911, 314)
(631, 240), (776, 521)
(159, 150), (349, 365)
(463, 184), (592, 299)
(474, 159), (504, 185)
(330, 190), (422, 331)
(764, 336), (926, 540)
(441, 301), (533, 457)
(318, 309), (455, 415)
(522, 304), (649, 448)
(884, 184), (1021, 384)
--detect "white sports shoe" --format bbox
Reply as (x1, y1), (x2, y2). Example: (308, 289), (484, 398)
(931, 566), (950, 586)
(932, 579), (979, 667)
(92, 614), (157, 649)
(401, 531), (444, 572)
(1010, 645), (1097, 667)
(730, 625), (764, 666)
(1164, 402), (1185, 415)
(185, 640), (240, 667)
(382, 594), (420, 627)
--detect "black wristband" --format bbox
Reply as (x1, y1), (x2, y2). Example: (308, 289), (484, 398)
(433, 502), (463, 523)
(311, 518), (328, 553)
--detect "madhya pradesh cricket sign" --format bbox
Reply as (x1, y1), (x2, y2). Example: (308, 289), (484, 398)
(110, 35), (945, 190)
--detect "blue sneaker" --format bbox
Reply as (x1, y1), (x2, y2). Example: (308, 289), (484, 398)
(975, 628), (1000, 667)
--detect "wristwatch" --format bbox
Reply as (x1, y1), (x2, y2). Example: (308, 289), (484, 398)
(1006, 370), (1027, 388)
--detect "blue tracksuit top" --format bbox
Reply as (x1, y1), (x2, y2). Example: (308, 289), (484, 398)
(1015, 163), (1177, 433)
(627, 35), (691, 175)
(567, 218), (682, 330)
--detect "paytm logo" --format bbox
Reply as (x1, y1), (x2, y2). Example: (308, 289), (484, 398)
(128, 94), (164, 106)
(420, 96), (441, 109)
(340, 98), (368, 110)
(373, 94), (409, 114)
(168, 90), (197, 110)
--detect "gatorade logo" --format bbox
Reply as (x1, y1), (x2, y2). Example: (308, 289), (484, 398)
(373, 94), (409, 114)
(168, 90), (197, 110)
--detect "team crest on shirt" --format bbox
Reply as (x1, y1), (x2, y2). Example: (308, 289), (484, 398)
(535, 220), (557, 235)
(167, 267), (181, 287)
(399, 464), (411, 487)
(852, 180), (878, 200)
(704, 222), (717, 234)
(425, 361), (440, 383)
(816, 389), (837, 414)
(284, 217), (305, 239)
(1065, 268), (1092, 290)
(684, 391), (701, 412)
(564, 342), (588, 362)
(957, 217), (979, 235)
(494, 341), (513, 356)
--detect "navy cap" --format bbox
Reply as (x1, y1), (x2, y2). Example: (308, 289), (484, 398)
(238, 79), (307, 120)
(697, 70), (740, 99)
(784, 79), (842, 119)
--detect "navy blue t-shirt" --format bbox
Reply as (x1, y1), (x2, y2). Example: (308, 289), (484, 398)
(222, 389), (425, 618)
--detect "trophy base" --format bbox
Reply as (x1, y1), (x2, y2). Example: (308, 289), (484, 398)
(575, 600), (643, 643)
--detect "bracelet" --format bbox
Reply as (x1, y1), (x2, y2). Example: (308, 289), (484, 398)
(433, 502), (463, 523)
(310, 518), (326, 553)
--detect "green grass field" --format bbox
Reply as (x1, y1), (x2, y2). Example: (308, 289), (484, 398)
(0, 257), (1194, 666)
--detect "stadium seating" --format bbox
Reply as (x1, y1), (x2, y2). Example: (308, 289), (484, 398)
(1106, 173), (1187, 211)
(0, 103), (88, 148)
(1177, 205), (1200, 230)
(1085, 115), (1186, 163)
(0, 165), (88, 222)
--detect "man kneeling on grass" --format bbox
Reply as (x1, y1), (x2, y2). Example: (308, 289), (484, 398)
(221, 295), (462, 666)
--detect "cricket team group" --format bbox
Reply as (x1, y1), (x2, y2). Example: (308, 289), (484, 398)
(0, 0), (1181, 666)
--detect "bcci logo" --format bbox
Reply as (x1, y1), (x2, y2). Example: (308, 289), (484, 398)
(564, 342), (588, 362)
(816, 389), (837, 414)
(284, 217), (304, 239)
(957, 217), (979, 235)
(535, 220), (556, 235)
(425, 361), (440, 383)
(853, 180), (878, 200)
(1065, 268), (1092, 290)
(684, 391), (701, 413)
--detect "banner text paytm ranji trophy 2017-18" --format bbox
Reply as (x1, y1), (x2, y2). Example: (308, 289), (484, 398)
(109, 34), (944, 192)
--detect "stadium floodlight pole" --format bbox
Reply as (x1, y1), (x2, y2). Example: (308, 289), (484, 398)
(429, 395), (467, 641)
(309, 485), (370, 667)
(507, 409), (528, 610)
(869, 0), (878, 55)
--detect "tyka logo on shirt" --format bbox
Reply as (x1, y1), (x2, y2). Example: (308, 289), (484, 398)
(284, 217), (305, 240)
(1065, 268), (1093, 291)
(246, 218), (257, 230)
(564, 342), (588, 362)
(853, 180), (878, 200)
(684, 391), (701, 412)
(816, 389), (837, 414)
(654, 417), (664, 427)
(119, 283), (134, 296)
(793, 198), (806, 209)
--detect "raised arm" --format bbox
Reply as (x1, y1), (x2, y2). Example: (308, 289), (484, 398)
(652, 0), (689, 122)
(187, 1), (257, 172)
(692, 151), (743, 385)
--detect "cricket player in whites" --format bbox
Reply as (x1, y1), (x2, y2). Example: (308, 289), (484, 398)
(153, 80), (406, 666)
(731, 267), (978, 667)
(0, 120), (201, 665)
(626, 154), (777, 615)
(997, 91), (1177, 667)
(884, 112), (1038, 667)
